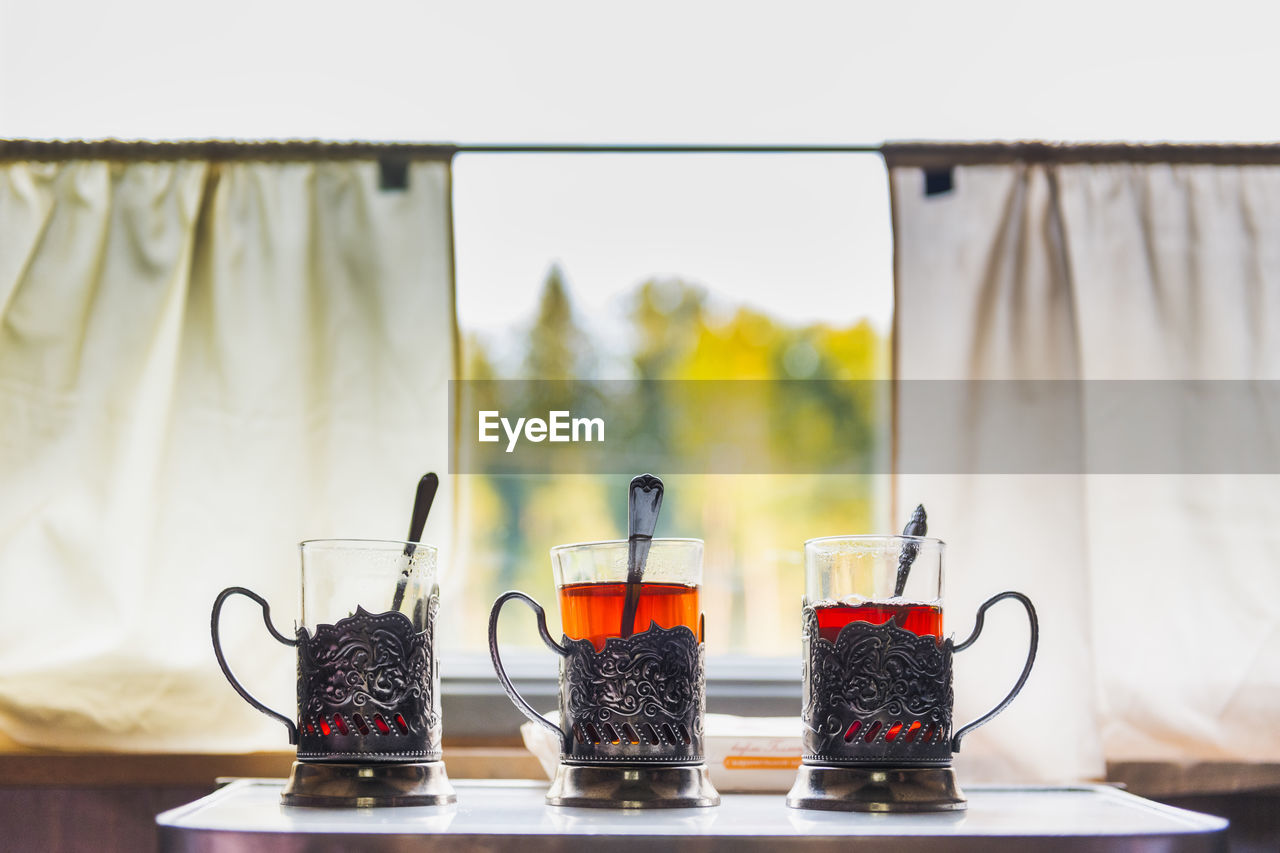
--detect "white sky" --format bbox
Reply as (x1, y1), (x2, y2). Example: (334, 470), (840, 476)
(5, 0), (1279, 345)
(6, 1), (1280, 143)
(451, 153), (892, 357)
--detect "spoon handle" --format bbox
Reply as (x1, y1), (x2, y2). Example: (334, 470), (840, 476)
(405, 473), (439, 553)
(893, 503), (928, 598)
(620, 474), (663, 637)
(392, 473), (439, 613)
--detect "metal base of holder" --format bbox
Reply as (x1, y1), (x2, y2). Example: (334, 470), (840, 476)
(281, 760), (457, 808)
(546, 763), (720, 808)
(786, 764), (967, 813)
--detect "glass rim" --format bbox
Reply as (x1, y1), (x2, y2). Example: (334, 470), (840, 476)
(804, 534), (945, 548)
(298, 538), (439, 553)
(550, 537), (703, 556)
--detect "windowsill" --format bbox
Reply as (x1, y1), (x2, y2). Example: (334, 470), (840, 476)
(4, 748), (1278, 799)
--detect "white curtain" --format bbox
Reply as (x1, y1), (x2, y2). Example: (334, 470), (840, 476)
(889, 155), (1280, 782)
(0, 157), (455, 751)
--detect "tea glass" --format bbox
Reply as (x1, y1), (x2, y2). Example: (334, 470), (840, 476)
(211, 539), (455, 807)
(488, 538), (719, 807)
(787, 535), (1037, 812)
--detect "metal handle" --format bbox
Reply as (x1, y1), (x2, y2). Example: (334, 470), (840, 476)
(488, 591), (570, 751)
(210, 586), (299, 744)
(950, 590), (1038, 752)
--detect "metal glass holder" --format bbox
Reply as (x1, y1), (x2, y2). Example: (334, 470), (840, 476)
(213, 587), (457, 808)
(490, 592), (720, 808)
(282, 760), (456, 808)
(546, 765), (719, 809)
(786, 593), (1038, 813)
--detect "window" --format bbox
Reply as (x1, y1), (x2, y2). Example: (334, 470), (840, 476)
(445, 153), (893, 673)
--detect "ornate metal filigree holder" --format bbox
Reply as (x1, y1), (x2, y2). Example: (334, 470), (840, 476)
(786, 592), (1038, 813)
(212, 586), (456, 807)
(490, 591), (719, 808)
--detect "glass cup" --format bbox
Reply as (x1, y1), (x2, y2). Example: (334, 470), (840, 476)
(211, 539), (454, 806)
(553, 538), (704, 651)
(804, 534), (945, 651)
(488, 538), (718, 807)
(787, 535), (1037, 811)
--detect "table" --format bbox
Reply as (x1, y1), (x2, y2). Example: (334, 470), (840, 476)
(156, 778), (1228, 852)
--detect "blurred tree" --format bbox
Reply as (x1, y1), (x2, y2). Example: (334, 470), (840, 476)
(499, 265), (608, 593)
(456, 269), (889, 653)
(460, 334), (528, 591)
(524, 264), (592, 381)
(624, 298), (889, 649)
(630, 279), (707, 380)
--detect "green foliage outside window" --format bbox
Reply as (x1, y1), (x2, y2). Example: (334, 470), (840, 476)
(454, 268), (888, 654)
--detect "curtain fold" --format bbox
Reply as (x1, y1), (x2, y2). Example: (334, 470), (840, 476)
(0, 158), (454, 751)
(891, 164), (1104, 783)
(890, 157), (1280, 780)
(1056, 163), (1280, 764)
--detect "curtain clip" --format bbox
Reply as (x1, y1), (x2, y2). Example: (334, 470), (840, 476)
(379, 157), (410, 191)
(924, 167), (954, 197)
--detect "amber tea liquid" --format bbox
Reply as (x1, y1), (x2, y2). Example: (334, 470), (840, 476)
(558, 582), (701, 651)
(813, 601), (942, 644)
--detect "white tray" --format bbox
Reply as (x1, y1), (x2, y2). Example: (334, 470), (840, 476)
(157, 778), (1228, 852)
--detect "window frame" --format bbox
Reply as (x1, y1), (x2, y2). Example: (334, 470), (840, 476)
(444, 146), (891, 738)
